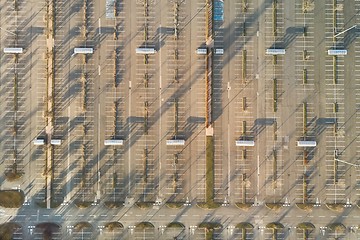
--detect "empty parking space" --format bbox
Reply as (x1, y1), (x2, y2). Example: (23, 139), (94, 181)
(231, 228), (254, 240)
(133, 228), (155, 240)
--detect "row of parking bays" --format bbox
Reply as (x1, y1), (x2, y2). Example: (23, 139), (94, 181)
(355, 1), (360, 199)
(135, 47), (224, 56)
(323, 0), (347, 204)
(51, 0), (76, 204)
(193, 0), (208, 203)
(33, 135), (316, 147)
(11, 221), (359, 239)
(163, 0), (195, 201)
(264, 0), (286, 198)
(212, 13), (225, 201)
(1, 0), (34, 189)
(294, 0), (317, 204)
(256, 0), (353, 203)
(34, 138), (188, 146)
(102, 0), (127, 201)
(132, 0), (159, 202)
(294, 0), (354, 204)
(231, 0), (257, 203)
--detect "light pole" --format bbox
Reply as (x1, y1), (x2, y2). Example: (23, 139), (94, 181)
(335, 158), (360, 168)
(334, 25), (357, 38)
(0, 26), (17, 36)
(334, 158), (358, 207)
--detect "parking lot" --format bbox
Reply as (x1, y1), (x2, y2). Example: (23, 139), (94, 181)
(4, 0), (360, 239)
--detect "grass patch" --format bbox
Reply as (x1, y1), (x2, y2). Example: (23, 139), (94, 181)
(0, 190), (24, 208)
(265, 203), (283, 211)
(205, 229), (213, 240)
(35, 223), (60, 240)
(202, 136), (221, 209)
(74, 201), (93, 209)
(198, 222), (222, 240)
(74, 222), (93, 232)
(194, 136), (221, 210)
(297, 222), (315, 230)
(197, 201), (221, 210)
(136, 222), (154, 230)
(167, 222), (185, 229)
(35, 200), (62, 209)
(327, 223), (346, 233)
(235, 222), (254, 229)
(165, 202), (184, 209)
(104, 222), (123, 231)
(206, 136), (214, 202)
(235, 203), (253, 211)
(4, 164), (22, 182)
(266, 222), (284, 229)
(198, 222), (222, 230)
(104, 201), (123, 209)
(0, 222), (21, 240)
(325, 203), (344, 212)
(296, 203), (313, 212)
(135, 202), (153, 210)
